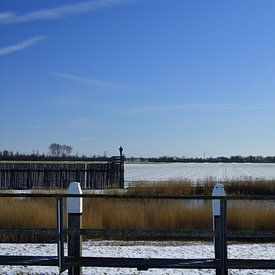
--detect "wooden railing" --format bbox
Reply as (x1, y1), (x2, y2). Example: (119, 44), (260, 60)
(0, 190), (275, 274)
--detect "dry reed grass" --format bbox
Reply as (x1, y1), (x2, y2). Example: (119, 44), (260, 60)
(127, 178), (275, 196)
(1, 198), (275, 242)
(0, 197), (56, 242)
(83, 199), (212, 231)
(1, 178), (275, 242)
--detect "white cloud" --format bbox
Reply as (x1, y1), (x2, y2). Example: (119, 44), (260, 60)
(120, 103), (275, 114)
(0, 0), (141, 25)
(0, 12), (15, 22)
(0, 36), (46, 57)
(70, 118), (95, 130)
(120, 103), (234, 114)
(31, 117), (95, 131)
(51, 71), (143, 91)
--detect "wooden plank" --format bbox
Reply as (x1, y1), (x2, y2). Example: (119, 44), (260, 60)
(1, 256), (275, 270)
(0, 193), (237, 199)
(76, 229), (217, 239)
(0, 256), (58, 266)
(0, 228), (57, 235)
(0, 228), (217, 238)
(228, 231), (275, 239)
(0, 228), (274, 240)
(68, 257), (217, 269)
(228, 259), (275, 269)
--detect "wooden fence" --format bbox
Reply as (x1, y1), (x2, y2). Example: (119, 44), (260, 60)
(0, 188), (275, 274)
(0, 157), (124, 190)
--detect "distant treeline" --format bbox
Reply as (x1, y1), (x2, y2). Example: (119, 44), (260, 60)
(0, 150), (109, 162)
(127, 155), (275, 163)
(2, 150), (275, 163)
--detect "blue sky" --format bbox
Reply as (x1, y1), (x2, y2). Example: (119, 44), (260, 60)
(1, 0), (275, 157)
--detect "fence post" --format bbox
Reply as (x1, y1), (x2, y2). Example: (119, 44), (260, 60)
(212, 183), (228, 275)
(56, 197), (65, 273)
(67, 182), (83, 275)
(84, 163), (87, 189)
(119, 146), (124, 188)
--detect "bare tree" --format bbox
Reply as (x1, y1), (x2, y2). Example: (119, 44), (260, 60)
(49, 143), (73, 157)
(61, 145), (73, 156)
(49, 143), (61, 157)
(65, 145), (73, 156)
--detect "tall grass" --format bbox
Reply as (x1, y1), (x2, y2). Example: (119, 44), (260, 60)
(0, 197), (56, 242)
(127, 178), (275, 196)
(1, 178), (275, 242)
(83, 199), (212, 231)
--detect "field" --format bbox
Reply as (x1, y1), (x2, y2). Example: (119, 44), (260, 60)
(2, 163), (275, 274)
(125, 163), (275, 183)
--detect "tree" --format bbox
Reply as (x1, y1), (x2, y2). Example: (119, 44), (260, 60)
(48, 143), (73, 157)
(62, 145), (73, 156)
(49, 143), (61, 157)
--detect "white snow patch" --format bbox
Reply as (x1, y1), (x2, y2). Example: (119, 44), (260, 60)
(1, 241), (275, 274)
(125, 163), (275, 183)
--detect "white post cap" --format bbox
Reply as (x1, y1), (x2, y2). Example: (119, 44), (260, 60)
(67, 182), (83, 214)
(212, 183), (225, 216)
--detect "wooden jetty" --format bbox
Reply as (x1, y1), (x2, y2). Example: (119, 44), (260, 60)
(0, 151), (124, 190)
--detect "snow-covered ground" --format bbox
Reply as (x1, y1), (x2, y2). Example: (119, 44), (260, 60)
(125, 163), (275, 182)
(1, 241), (275, 274)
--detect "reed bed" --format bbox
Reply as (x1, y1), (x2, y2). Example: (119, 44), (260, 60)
(127, 178), (275, 196)
(1, 178), (275, 242)
(83, 199), (212, 231)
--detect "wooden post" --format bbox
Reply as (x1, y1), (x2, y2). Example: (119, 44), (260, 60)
(67, 182), (83, 275)
(119, 146), (124, 188)
(56, 197), (65, 273)
(84, 163), (87, 189)
(212, 184), (228, 275)
(220, 196), (227, 274)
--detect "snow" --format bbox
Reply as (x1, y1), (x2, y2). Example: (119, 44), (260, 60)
(125, 163), (275, 183)
(1, 241), (275, 274)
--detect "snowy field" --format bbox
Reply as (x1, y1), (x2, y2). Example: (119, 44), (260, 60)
(1, 241), (275, 274)
(125, 163), (275, 182)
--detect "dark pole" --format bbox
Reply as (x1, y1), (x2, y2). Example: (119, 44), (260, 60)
(119, 146), (124, 188)
(56, 197), (64, 273)
(220, 197), (228, 274)
(119, 146), (123, 159)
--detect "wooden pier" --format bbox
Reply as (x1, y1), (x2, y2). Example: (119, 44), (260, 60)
(0, 153), (124, 190)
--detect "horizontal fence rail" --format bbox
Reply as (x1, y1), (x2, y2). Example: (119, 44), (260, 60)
(0, 191), (275, 274)
(1, 193), (275, 199)
(2, 228), (275, 239)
